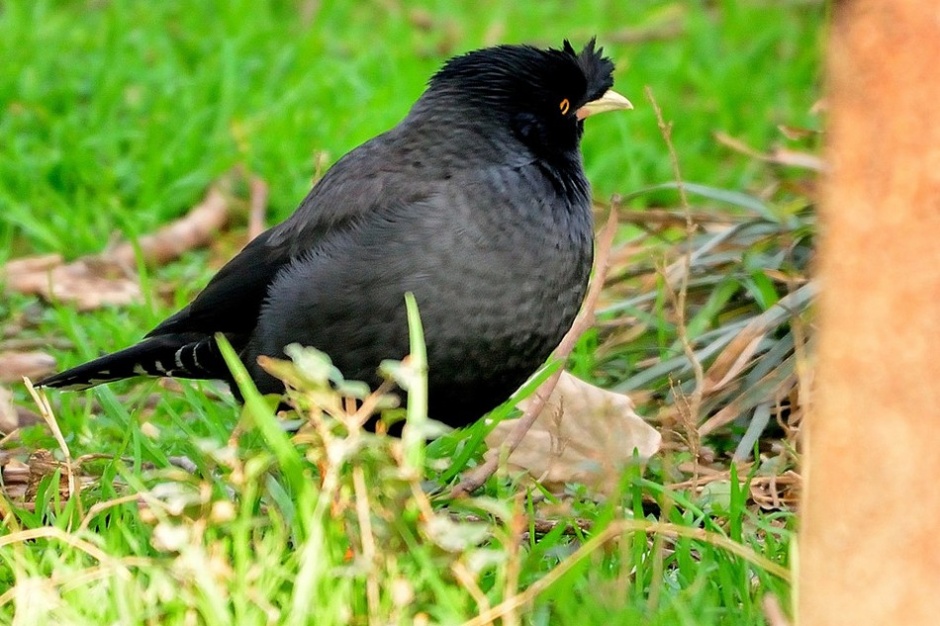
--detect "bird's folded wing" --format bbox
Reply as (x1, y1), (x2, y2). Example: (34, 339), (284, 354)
(146, 228), (289, 337)
(146, 139), (417, 340)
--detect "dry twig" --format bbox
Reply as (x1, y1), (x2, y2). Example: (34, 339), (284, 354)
(2, 188), (231, 311)
(714, 131), (824, 172)
(106, 187), (231, 268)
(24, 380), (77, 513)
(247, 176), (269, 241)
(645, 86), (705, 427)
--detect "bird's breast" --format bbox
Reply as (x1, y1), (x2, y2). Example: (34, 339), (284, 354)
(410, 169), (594, 384)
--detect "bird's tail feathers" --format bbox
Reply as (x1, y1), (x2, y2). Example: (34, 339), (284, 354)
(37, 333), (227, 390)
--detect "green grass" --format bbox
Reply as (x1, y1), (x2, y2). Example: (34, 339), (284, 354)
(1, 0), (821, 623)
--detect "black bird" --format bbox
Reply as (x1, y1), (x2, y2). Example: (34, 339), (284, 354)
(38, 39), (632, 428)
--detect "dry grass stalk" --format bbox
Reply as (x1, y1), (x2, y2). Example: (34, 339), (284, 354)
(459, 517), (791, 626)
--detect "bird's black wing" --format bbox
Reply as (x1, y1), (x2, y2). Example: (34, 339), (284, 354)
(39, 145), (399, 391)
(146, 227), (289, 337)
(148, 136), (397, 340)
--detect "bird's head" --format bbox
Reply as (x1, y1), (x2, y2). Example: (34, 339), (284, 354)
(418, 39), (632, 159)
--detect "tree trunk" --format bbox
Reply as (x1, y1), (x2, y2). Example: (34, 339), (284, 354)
(801, 2), (940, 624)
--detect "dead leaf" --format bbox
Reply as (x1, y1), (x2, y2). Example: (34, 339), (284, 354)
(0, 350), (57, 383)
(0, 386), (17, 433)
(3, 254), (62, 276)
(4, 256), (142, 311)
(104, 187), (231, 267)
(703, 332), (766, 393)
(0, 457), (29, 503)
(484, 372), (661, 495)
(0, 385), (43, 434)
(0, 337), (73, 351)
(1, 187), (231, 311)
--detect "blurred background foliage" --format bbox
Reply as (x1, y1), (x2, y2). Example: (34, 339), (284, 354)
(0, 2), (824, 623)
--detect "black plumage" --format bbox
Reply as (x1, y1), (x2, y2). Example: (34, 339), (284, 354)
(39, 39), (631, 428)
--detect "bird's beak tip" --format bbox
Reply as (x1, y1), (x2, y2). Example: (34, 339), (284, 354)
(576, 89), (633, 120)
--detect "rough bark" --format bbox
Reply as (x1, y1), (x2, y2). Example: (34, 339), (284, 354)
(801, 3), (940, 624)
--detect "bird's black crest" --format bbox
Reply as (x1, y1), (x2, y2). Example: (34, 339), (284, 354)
(560, 38), (616, 103)
(427, 38), (616, 111)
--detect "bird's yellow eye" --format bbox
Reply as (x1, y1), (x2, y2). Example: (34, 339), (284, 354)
(559, 98), (570, 115)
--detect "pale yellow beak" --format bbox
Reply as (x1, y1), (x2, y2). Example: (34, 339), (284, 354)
(576, 89), (633, 120)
